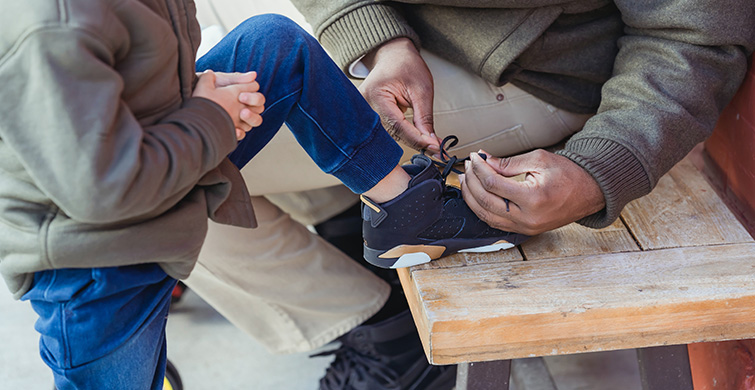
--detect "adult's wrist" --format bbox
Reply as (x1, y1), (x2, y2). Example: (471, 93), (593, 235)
(556, 138), (651, 228)
(362, 37), (417, 70)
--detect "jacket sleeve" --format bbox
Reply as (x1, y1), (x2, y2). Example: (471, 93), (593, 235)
(557, 0), (755, 228)
(0, 26), (238, 224)
(291, 0), (420, 71)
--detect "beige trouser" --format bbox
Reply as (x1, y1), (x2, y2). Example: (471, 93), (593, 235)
(184, 44), (592, 354)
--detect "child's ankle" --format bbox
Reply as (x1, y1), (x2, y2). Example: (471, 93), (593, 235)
(362, 165), (411, 203)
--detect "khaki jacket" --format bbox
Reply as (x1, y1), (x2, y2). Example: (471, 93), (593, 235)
(0, 0), (255, 298)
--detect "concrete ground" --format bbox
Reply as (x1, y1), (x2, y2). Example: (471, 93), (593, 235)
(1, 286), (642, 390)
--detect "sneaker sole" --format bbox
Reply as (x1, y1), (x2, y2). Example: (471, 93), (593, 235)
(459, 241), (515, 253)
(365, 240), (516, 269)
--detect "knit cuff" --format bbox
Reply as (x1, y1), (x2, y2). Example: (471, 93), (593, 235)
(556, 138), (652, 228)
(318, 4), (420, 72)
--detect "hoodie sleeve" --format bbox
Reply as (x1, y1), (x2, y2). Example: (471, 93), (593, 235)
(556, 0), (755, 228)
(291, 0), (420, 71)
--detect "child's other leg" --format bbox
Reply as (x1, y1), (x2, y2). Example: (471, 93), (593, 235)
(21, 264), (176, 390)
(196, 14), (405, 195)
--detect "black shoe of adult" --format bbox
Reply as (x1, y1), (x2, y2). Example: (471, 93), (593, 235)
(314, 310), (456, 390)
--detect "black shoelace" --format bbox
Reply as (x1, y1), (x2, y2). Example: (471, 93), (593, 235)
(424, 135), (510, 211)
(423, 136), (459, 182)
(423, 135), (487, 184)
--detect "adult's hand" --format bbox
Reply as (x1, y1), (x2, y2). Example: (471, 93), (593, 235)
(459, 150), (606, 235)
(360, 38), (440, 153)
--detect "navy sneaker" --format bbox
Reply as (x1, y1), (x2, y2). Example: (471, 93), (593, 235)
(361, 149), (529, 269)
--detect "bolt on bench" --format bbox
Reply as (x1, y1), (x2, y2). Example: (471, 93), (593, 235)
(398, 56), (755, 390)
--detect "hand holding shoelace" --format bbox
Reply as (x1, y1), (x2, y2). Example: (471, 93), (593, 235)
(459, 149), (606, 235)
(359, 38), (441, 153)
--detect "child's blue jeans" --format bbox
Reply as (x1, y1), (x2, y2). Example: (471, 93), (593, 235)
(22, 14), (402, 390)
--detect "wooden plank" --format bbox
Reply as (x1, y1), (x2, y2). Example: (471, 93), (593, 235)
(402, 243), (755, 364)
(398, 267), (434, 360)
(398, 229), (524, 357)
(623, 157), (753, 250)
(522, 219), (639, 261)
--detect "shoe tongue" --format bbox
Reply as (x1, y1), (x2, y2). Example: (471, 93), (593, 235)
(404, 155), (440, 188)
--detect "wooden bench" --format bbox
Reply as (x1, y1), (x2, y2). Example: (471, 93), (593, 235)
(398, 58), (755, 389)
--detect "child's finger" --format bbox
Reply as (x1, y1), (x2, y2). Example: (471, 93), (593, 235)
(235, 128), (246, 140)
(195, 70), (217, 88)
(239, 92), (265, 107)
(240, 108), (263, 128)
(215, 71), (257, 87)
(247, 104), (265, 115)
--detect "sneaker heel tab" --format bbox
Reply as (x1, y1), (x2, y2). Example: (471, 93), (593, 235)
(410, 153), (432, 166)
(361, 195), (388, 228)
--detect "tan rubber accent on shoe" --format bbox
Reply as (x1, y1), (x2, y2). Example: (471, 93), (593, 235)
(379, 245), (446, 259)
(361, 195), (381, 213)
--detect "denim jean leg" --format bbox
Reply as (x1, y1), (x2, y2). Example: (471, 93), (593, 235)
(196, 14), (403, 193)
(22, 264), (177, 390)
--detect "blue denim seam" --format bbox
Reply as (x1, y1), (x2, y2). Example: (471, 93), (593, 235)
(263, 88), (301, 116)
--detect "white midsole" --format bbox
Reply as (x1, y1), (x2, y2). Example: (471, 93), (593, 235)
(458, 242), (515, 253)
(390, 242), (515, 268)
(391, 252), (431, 269)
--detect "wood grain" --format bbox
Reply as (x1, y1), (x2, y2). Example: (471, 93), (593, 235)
(522, 219), (638, 261)
(403, 243), (755, 364)
(400, 153), (755, 366)
(623, 158), (753, 250)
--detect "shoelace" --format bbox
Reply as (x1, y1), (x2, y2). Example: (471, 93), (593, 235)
(312, 345), (400, 389)
(424, 135), (510, 211)
(424, 135), (487, 182)
(423, 135), (461, 182)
